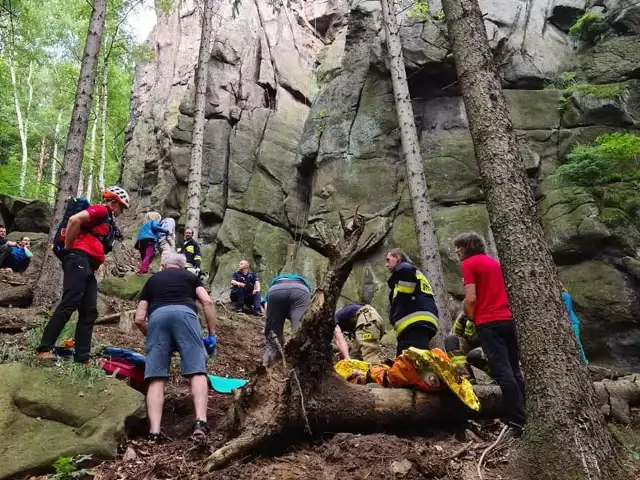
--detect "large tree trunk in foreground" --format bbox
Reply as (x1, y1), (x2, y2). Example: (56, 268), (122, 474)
(185, 0), (214, 237)
(204, 211), (392, 470)
(33, 0), (107, 308)
(440, 1), (628, 479)
(380, 0), (452, 339)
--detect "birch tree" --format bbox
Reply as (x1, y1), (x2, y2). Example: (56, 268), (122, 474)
(7, 56), (30, 197)
(185, 0), (214, 237)
(36, 136), (47, 184)
(86, 112), (98, 200)
(440, 0), (628, 479)
(98, 67), (107, 191)
(34, 0), (108, 307)
(49, 110), (63, 204)
(380, 0), (452, 335)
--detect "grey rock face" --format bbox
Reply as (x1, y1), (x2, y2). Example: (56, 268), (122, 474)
(122, 0), (640, 367)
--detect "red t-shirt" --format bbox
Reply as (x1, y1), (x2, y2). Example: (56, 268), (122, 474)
(461, 253), (512, 326)
(70, 205), (111, 266)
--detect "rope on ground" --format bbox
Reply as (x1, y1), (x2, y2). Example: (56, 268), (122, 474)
(272, 332), (312, 436)
(477, 424), (509, 480)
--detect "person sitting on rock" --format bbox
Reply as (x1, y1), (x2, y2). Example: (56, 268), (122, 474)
(230, 260), (262, 315)
(385, 248), (439, 356)
(0, 225), (18, 271)
(0, 236), (33, 273)
(134, 252), (218, 443)
(135, 212), (168, 274)
(262, 273), (312, 365)
(560, 282), (588, 365)
(444, 305), (488, 383)
(334, 303), (386, 364)
(177, 227), (202, 277)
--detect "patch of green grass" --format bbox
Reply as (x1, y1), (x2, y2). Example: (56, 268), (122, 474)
(51, 454), (94, 480)
(565, 82), (630, 100)
(0, 343), (21, 364)
(55, 361), (106, 389)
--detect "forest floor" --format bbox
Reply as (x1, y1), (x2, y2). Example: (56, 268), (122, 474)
(1, 276), (639, 480)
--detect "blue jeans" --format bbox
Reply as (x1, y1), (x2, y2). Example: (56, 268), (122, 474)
(230, 287), (261, 312)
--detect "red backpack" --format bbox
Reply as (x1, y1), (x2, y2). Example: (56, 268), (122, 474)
(96, 357), (146, 393)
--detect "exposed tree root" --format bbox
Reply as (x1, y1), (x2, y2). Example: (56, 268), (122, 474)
(205, 375), (640, 471)
(0, 285), (33, 308)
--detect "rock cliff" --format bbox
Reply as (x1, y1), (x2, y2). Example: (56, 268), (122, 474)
(122, 0), (640, 368)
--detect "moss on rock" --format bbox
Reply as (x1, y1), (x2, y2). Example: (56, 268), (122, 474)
(98, 274), (150, 301)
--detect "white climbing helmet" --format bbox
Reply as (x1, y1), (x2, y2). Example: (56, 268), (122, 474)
(102, 186), (131, 209)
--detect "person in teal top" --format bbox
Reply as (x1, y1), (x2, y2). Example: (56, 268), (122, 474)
(560, 283), (588, 365)
(262, 273), (312, 365)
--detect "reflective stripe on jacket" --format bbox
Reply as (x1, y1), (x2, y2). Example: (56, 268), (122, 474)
(387, 261), (439, 333)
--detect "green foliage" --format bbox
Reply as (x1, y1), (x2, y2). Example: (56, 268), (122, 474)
(437, 10), (445, 22)
(556, 133), (640, 187)
(407, 1), (430, 21)
(155, 0), (173, 15)
(568, 12), (604, 42)
(51, 455), (94, 480)
(566, 82), (630, 99)
(546, 71), (577, 90)
(0, 0), (138, 202)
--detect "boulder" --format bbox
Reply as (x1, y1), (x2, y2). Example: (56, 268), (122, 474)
(98, 274), (150, 301)
(575, 36), (640, 84)
(540, 182), (612, 262)
(561, 81), (640, 127)
(559, 261), (640, 368)
(11, 201), (52, 233)
(548, 0), (587, 32)
(604, 0), (640, 35)
(0, 363), (144, 479)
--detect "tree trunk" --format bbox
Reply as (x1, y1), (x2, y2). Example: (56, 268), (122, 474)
(185, 0), (214, 237)
(86, 112), (98, 201)
(99, 66), (108, 192)
(36, 136), (47, 185)
(33, 0), (107, 309)
(49, 110), (63, 204)
(379, 0), (452, 339)
(204, 212), (392, 470)
(8, 56), (29, 198)
(440, 1), (628, 479)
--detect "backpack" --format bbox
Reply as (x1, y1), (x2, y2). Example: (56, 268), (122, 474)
(97, 357), (146, 392)
(52, 197), (115, 260)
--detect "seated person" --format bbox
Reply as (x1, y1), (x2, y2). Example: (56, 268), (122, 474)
(230, 260), (262, 315)
(334, 303), (386, 364)
(0, 235), (32, 273)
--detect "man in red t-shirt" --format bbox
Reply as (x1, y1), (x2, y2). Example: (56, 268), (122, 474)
(454, 232), (525, 435)
(37, 186), (131, 363)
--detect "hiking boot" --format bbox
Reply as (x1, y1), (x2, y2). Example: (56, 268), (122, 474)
(36, 351), (56, 361)
(191, 419), (210, 443)
(253, 309), (264, 317)
(233, 304), (244, 312)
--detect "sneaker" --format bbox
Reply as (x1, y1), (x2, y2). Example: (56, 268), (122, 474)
(191, 419), (210, 443)
(36, 351), (56, 361)
(253, 309), (265, 317)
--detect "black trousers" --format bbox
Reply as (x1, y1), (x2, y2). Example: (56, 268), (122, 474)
(0, 243), (11, 268)
(38, 251), (99, 362)
(396, 323), (437, 356)
(477, 320), (526, 428)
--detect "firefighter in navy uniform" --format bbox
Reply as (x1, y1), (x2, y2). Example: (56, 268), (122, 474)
(385, 248), (439, 356)
(177, 227), (202, 276)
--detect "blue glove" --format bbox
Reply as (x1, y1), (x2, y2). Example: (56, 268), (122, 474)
(203, 334), (217, 356)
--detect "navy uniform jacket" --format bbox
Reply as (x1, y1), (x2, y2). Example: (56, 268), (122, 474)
(387, 261), (439, 335)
